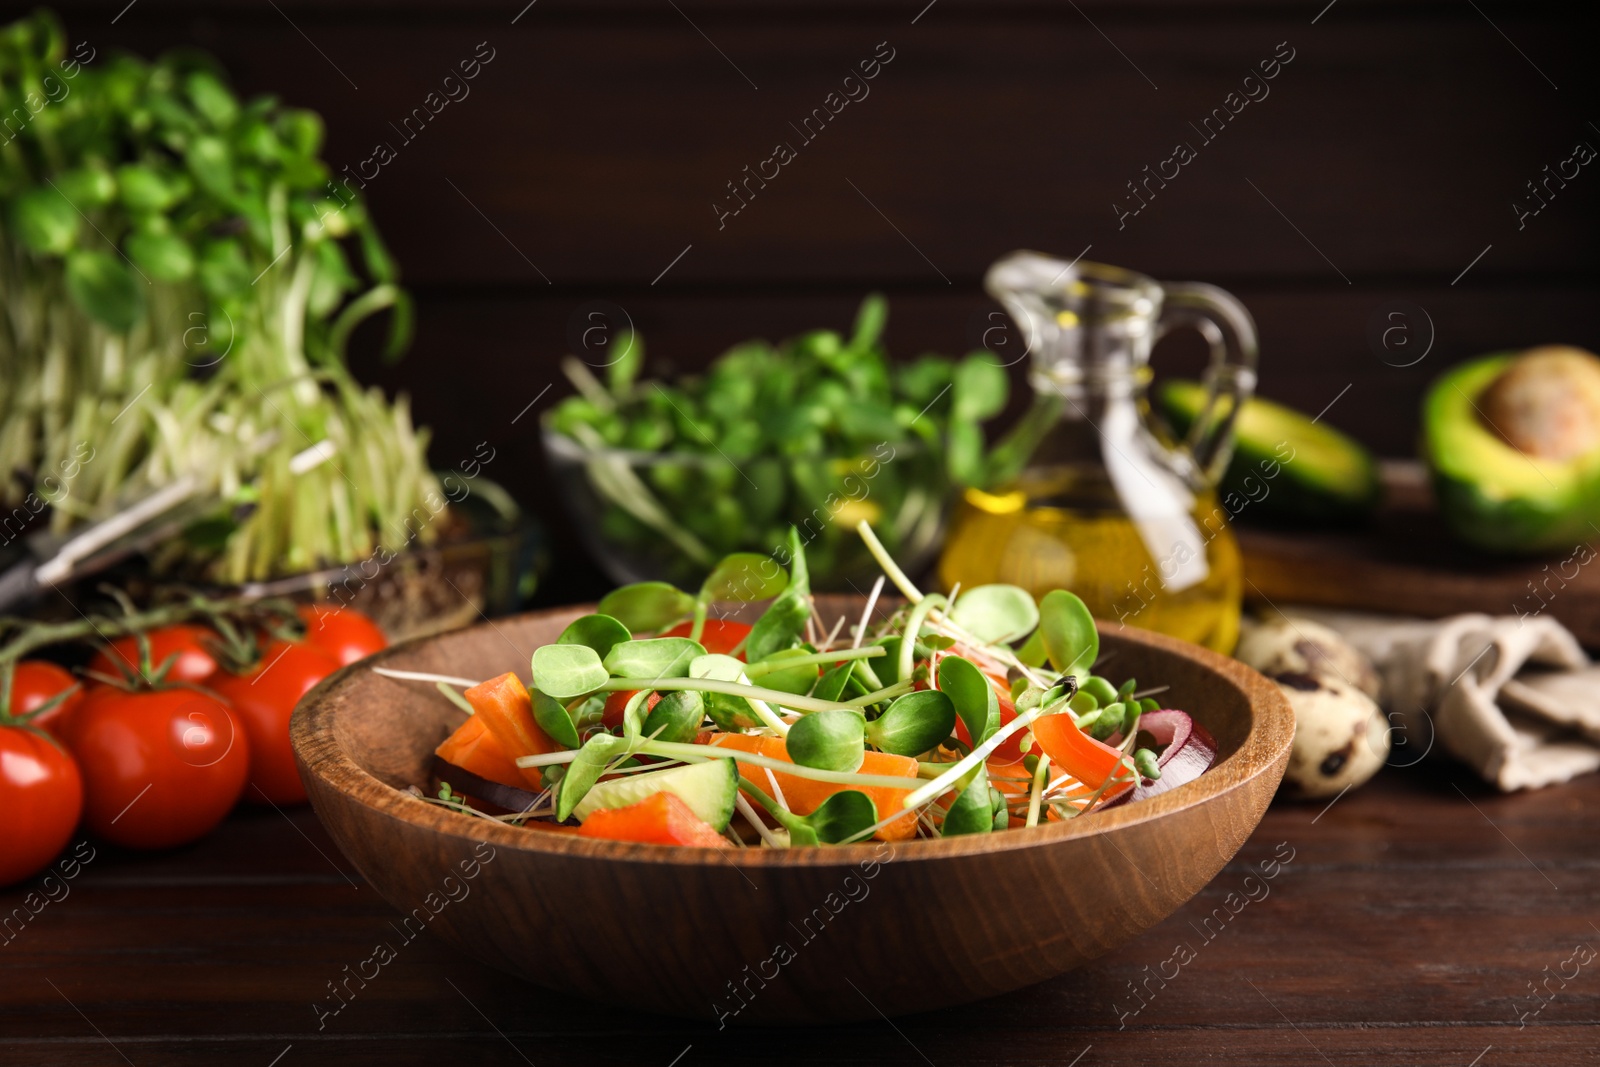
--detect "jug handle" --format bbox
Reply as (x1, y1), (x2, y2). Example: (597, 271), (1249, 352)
(1155, 282), (1259, 487)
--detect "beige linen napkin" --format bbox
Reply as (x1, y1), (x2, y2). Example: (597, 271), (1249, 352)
(1288, 608), (1597, 791)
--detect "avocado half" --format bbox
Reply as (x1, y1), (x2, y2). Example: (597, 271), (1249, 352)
(1159, 380), (1381, 522)
(1423, 354), (1600, 554)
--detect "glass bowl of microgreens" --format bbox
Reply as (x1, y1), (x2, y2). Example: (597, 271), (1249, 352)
(542, 296), (1008, 590)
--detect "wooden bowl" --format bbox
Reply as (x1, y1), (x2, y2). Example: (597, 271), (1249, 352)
(290, 600), (1294, 1024)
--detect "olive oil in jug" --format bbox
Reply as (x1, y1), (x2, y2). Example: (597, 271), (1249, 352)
(938, 253), (1258, 654)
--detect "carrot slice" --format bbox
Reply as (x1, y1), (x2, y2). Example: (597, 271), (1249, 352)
(434, 715), (527, 789)
(577, 791), (729, 847)
(1030, 712), (1136, 804)
(708, 733), (920, 842)
(463, 672), (558, 789)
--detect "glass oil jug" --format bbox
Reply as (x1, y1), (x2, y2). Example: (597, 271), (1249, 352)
(938, 252), (1259, 653)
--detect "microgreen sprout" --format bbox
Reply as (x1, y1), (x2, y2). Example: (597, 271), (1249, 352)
(400, 521), (1211, 846)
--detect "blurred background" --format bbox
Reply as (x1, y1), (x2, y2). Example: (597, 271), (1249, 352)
(27, 0), (1600, 604)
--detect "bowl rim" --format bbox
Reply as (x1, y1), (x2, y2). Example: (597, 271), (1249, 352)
(292, 604), (1294, 870)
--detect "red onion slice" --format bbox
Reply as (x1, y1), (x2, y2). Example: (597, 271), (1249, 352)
(1128, 709), (1217, 802)
(431, 755), (543, 814)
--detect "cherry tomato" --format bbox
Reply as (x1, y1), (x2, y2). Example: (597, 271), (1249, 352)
(69, 687), (249, 849)
(6, 660), (83, 736)
(89, 624), (219, 686)
(601, 689), (662, 731)
(297, 604), (387, 667)
(0, 725), (83, 886)
(209, 640), (339, 805)
(660, 619), (751, 658)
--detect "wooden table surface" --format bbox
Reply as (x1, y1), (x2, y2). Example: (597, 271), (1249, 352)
(4, 760), (1595, 1067)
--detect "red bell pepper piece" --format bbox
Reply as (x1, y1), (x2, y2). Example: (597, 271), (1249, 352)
(1031, 710), (1136, 803)
(660, 619), (751, 657)
(576, 791), (730, 848)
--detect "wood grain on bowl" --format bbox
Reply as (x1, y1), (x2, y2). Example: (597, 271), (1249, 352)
(290, 598), (1293, 1023)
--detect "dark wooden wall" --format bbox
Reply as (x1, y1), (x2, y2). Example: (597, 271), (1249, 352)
(57, 0), (1600, 602)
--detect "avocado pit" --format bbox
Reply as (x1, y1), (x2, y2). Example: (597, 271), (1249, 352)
(1478, 345), (1600, 461)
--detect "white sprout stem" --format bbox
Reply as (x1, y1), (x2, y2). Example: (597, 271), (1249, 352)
(903, 703), (1056, 809)
(1045, 771), (1085, 797)
(517, 749), (584, 768)
(1025, 755), (1052, 828)
(513, 740), (923, 793)
(841, 681), (914, 708)
(742, 686), (793, 737)
(821, 612), (848, 653)
(643, 741), (924, 792)
(598, 676), (847, 715)
(435, 682), (475, 715)
(899, 594), (947, 682)
(735, 792), (786, 848)
(852, 574), (886, 650)
(372, 666), (486, 688)
(855, 519), (923, 603)
(741, 646), (885, 676)
(763, 766), (791, 812)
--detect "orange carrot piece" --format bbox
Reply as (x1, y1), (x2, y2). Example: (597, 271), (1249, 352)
(576, 792), (729, 847)
(463, 672), (558, 790)
(708, 733), (920, 842)
(434, 715), (528, 789)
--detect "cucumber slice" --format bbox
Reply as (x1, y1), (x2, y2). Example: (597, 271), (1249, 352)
(573, 757), (738, 832)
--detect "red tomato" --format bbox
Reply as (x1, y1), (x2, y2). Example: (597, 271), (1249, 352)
(297, 604), (387, 667)
(6, 660), (83, 736)
(89, 624), (219, 686)
(69, 687), (249, 849)
(601, 689), (662, 731)
(0, 726), (83, 886)
(209, 640), (339, 805)
(660, 619), (751, 658)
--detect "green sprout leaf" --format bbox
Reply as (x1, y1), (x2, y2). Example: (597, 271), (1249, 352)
(748, 647), (819, 696)
(557, 732), (626, 820)
(557, 613), (632, 661)
(949, 584), (1039, 645)
(10, 187), (78, 254)
(642, 690), (704, 744)
(529, 687), (580, 750)
(952, 353), (1009, 422)
(531, 643), (608, 699)
(691, 653), (763, 731)
(938, 654), (1000, 747)
(785, 709), (866, 773)
(64, 250), (145, 331)
(813, 661), (854, 702)
(603, 637), (704, 679)
(806, 789), (877, 843)
(742, 782), (877, 845)
(865, 689), (956, 757)
(850, 292), (888, 350)
(744, 529), (810, 662)
(700, 552), (787, 603)
(1039, 589), (1098, 678)
(607, 327), (643, 395)
(124, 231), (195, 282)
(596, 582), (695, 634)
(941, 768), (996, 837)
